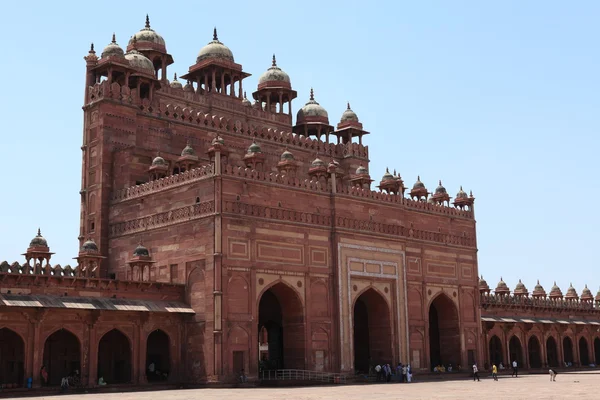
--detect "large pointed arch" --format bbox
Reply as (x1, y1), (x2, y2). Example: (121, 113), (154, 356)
(146, 329), (170, 381)
(579, 337), (590, 366)
(528, 335), (542, 368)
(97, 329), (132, 384)
(428, 292), (460, 369)
(43, 329), (81, 385)
(509, 335), (524, 367)
(257, 280), (305, 370)
(489, 335), (503, 365)
(546, 336), (559, 367)
(563, 336), (574, 365)
(0, 328), (25, 386)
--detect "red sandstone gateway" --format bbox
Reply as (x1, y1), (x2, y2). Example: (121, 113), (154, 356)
(1, 15), (598, 391)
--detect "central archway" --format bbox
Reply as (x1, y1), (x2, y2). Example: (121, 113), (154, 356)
(258, 282), (305, 370)
(353, 288), (392, 373)
(579, 337), (589, 366)
(489, 335), (503, 366)
(0, 328), (24, 387)
(43, 329), (81, 385)
(97, 329), (132, 384)
(528, 336), (542, 368)
(146, 330), (170, 381)
(509, 336), (523, 367)
(563, 337), (574, 365)
(428, 294), (460, 369)
(546, 336), (558, 367)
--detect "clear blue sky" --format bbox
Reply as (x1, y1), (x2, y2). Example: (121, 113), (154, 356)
(0, 1), (598, 295)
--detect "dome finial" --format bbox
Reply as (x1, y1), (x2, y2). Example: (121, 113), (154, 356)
(145, 14), (150, 29)
(347, 102), (351, 110)
(439, 179), (442, 185)
(213, 27), (218, 41)
(90, 43), (95, 53)
(272, 54), (277, 67)
(37, 228), (41, 236)
(173, 72), (178, 81)
(111, 33), (116, 44)
(310, 88), (314, 101)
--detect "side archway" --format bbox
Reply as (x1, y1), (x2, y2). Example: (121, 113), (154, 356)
(546, 336), (558, 367)
(0, 328), (24, 386)
(97, 329), (132, 384)
(258, 281), (305, 370)
(146, 329), (170, 381)
(489, 335), (503, 366)
(43, 329), (81, 385)
(353, 287), (392, 373)
(528, 335), (542, 368)
(563, 337), (574, 365)
(509, 336), (523, 367)
(579, 337), (589, 366)
(595, 337), (600, 365)
(428, 293), (460, 369)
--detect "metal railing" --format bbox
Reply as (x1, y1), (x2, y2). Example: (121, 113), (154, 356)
(260, 369), (348, 384)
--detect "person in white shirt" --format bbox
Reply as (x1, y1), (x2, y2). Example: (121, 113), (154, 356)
(511, 360), (518, 377)
(472, 363), (480, 381)
(549, 368), (557, 381)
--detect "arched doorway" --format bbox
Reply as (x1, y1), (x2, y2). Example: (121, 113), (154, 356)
(429, 294), (460, 369)
(43, 330), (81, 385)
(353, 288), (392, 373)
(146, 330), (170, 381)
(595, 338), (600, 365)
(528, 336), (542, 368)
(489, 335), (503, 366)
(258, 282), (305, 370)
(0, 328), (24, 387)
(563, 337), (574, 365)
(546, 337), (558, 367)
(97, 329), (132, 384)
(509, 336), (523, 367)
(579, 337), (589, 366)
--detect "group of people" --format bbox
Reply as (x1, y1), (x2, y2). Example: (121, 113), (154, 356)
(372, 363), (412, 383)
(433, 364), (460, 373)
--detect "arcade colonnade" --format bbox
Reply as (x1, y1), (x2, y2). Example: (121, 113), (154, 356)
(0, 319), (179, 387)
(484, 326), (600, 369)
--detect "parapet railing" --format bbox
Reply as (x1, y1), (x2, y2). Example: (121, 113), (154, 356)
(259, 369), (347, 383)
(481, 293), (600, 311)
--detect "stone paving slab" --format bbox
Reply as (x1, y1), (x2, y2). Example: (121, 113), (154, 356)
(15, 372), (600, 400)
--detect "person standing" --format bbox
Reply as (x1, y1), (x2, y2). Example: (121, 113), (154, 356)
(512, 360), (518, 377)
(492, 364), (498, 381)
(472, 363), (480, 382)
(549, 368), (557, 381)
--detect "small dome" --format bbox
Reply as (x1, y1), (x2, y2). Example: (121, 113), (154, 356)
(479, 275), (489, 290)
(258, 55), (291, 85)
(170, 73), (182, 89)
(247, 141), (261, 154)
(534, 280), (544, 292)
(565, 283), (578, 298)
(242, 92), (252, 106)
(297, 88), (328, 121)
(413, 176), (425, 190)
(183, 80), (194, 92)
(381, 168), (394, 181)
(340, 102), (359, 123)
(125, 49), (154, 73)
(356, 165), (369, 175)
(280, 149), (294, 161)
(549, 282), (563, 297)
(312, 157), (325, 167)
(515, 280), (526, 290)
(128, 15), (166, 50)
(81, 239), (98, 252)
(181, 142), (195, 157)
(435, 180), (447, 195)
(514, 279), (528, 294)
(29, 229), (48, 248)
(581, 285), (593, 300)
(197, 28), (234, 63)
(133, 243), (149, 257)
(495, 277), (510, 294)
(595, 287), (600, 302)
(101, 34), (124, 58)
(456, 186), (468, 199)
(212, 136), (225, 146)
(152, 156), (166, 166)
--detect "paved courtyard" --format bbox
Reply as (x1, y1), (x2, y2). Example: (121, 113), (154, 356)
(16, 372), (600, 400)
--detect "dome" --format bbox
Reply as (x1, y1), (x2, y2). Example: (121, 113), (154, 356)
(413, 176), (425, 190)
(479, 276), (489, 290)
(183, 80), (194, 92)
(514, 279), (528, 294)
(242, 92), (252, 106)
(435, 180), (447, 195)
(212, 136), (225, 146)
(152, 155), (166, 166)
(197, 28), (234, 63)
(340, 102), (359, 123)
(381, 168), (394, 181)
(125, 49), (154, 74)
(81, 239), (98, 252)
(101, 34), (124, 58)
(280, 149), (294, 161)
(29, 229), (48, 248)
(495, 277), (510, 294)
(181, 142), (195, 157)
(170, 73), (182, 89)
(565, 283), (578, 298)
(534, 280), (544, 292)
(549, 282), (563, 297)
(312, 157), (325, 167)
(297, 88), (328, 121)
(247, 141), (261, 154)
(456, 186), (468, 199)
(581, 285), (593, 300)
(133, 243), (149, 257)
(595, 288), (600, 302)
(356, 165), (369, 175)
(128, 15), (166, 50)
(258, 55), (291, 86)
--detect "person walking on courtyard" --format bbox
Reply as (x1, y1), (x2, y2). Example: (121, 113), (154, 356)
(472, 363), (480, 382)
(375, 364), (382, 382)
(549, 368), (557, 381)
(511, 360), (518, 377)
(492, 364), (498, 381)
